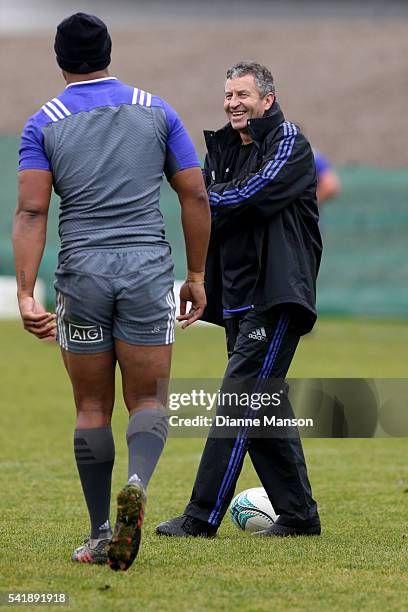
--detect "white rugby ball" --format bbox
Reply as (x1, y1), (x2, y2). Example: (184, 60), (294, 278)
(230, 487), (278, 533)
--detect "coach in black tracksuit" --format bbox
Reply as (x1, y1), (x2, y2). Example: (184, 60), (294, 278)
(157, 62), (323, 537)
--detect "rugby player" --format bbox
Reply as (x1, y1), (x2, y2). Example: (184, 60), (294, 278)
(314, 149), (341, 205)
(13, 13), (210, 570)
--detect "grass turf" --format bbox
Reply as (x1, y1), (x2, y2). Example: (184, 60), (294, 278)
(0, 317), (408, 611)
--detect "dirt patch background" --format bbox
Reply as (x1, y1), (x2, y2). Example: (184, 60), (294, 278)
(1, 22), (407, 166)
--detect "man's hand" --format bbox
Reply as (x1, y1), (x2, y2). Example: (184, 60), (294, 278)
(177, 282), (207, 329)
(18, 296), (56, 340)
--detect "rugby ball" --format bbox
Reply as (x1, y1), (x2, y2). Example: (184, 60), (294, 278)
(230, 487), (278, 533)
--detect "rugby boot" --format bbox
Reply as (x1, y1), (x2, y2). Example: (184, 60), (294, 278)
(71, 536), (110, 564)
(107, 482), (146, 571)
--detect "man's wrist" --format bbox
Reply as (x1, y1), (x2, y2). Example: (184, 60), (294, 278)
(17, 291), (34, 299)
(186, 270), (205, 283)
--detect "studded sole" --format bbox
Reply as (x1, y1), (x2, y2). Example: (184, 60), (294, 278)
(107, 483), (146, 571)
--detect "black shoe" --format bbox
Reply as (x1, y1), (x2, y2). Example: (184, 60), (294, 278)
(253, 516), (321, 537)
(155, 514), (217, 538)
(107, 482), (146, 571)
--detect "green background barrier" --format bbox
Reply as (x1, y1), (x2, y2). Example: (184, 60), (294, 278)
(1, 136), (407, 316)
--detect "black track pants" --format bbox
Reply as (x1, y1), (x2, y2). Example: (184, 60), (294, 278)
(184, 307), (319, 527)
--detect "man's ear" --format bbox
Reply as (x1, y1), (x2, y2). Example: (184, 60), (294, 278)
(264, 93), (275, 111)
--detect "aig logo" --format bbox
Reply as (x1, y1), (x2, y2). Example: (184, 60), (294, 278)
(69, 323), (103, 343)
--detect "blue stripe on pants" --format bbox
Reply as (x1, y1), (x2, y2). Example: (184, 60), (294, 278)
(208, 313), (289, 526)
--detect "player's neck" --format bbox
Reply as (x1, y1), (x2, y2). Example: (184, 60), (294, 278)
(63, 69), (110, 85)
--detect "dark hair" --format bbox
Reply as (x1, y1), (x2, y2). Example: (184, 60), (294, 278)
(226, 62), (275, 97)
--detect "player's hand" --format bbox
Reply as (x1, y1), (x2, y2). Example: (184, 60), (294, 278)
(177, 281), (207, 329)
(18, 295), (57, 340)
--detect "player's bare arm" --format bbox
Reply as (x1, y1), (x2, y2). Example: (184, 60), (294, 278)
(170, 167), (211, 328)
(316, 168), (341, 204)
(13, 169), (56, 339)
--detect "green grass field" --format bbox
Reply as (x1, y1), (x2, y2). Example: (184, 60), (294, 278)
(1, 317), (408, 611)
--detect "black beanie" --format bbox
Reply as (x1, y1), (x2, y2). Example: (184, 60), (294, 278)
(54, 13), (111, 74)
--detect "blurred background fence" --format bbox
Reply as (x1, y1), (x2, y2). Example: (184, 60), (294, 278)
(1, 136), (407, 316)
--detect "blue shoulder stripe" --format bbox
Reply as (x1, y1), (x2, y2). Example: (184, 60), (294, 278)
(209, 122), (297, 207)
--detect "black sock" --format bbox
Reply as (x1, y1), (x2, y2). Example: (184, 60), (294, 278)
(127, 408), (168, 490)
(74, 426), (115, 539)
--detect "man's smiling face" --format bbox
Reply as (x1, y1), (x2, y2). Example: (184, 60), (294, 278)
(224, 74), (274, 134)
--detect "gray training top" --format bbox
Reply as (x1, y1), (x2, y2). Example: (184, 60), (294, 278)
(19, 77), (201, 256)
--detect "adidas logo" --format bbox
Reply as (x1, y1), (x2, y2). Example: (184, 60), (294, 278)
(98, 519), (110, 531)
(128, 473), (142, 485)
(248, 327), (267, 342)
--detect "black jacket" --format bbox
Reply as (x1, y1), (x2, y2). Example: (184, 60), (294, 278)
(202, 101), (322, 334)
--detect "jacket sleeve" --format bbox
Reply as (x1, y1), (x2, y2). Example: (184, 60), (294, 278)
(209, 124), (316, 225)
(202, 154), (213, 189)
